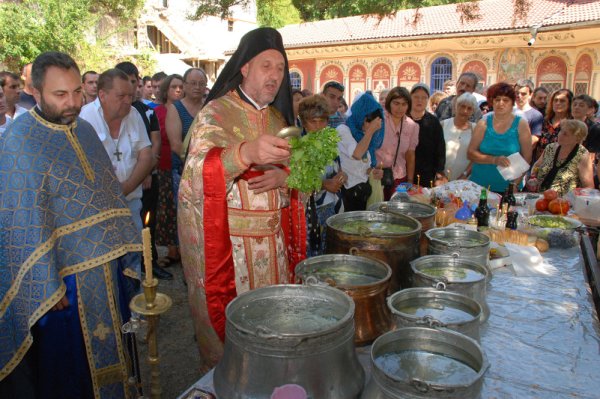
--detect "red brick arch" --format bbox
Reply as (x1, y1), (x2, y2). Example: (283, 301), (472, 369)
(536, 56), (567, 89)
(397, 62), (421, 86)
(319, 65), (344, 90)
(349, 64), (367, 104)
(462, 61), (487, 86)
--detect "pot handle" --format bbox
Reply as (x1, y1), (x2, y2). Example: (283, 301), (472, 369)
(417, 315), (446, 328)
(435, 281), (447, 291)
(411, 379), (430, 393)
(254, 325), (283, 340)
(304, 275), (330, 287)
(349, 247), (360, 256)
(450, 252), (460, 258)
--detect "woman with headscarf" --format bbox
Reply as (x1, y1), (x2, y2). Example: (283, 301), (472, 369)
(178, 28), (306, 371)
(337, 92), (385, 211)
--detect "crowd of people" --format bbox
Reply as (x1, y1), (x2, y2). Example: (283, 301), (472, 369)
(1, 25), (600, 397)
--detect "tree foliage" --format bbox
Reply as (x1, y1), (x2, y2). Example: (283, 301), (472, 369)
(257, 0), (301, 28)
(191, 0), (531, 26)
(0, 0), (145, 71)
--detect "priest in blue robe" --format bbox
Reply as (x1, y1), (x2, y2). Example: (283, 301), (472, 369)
(0, 52), (142, 398)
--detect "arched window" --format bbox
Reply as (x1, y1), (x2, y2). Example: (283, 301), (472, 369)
(536, 56), (567, 94)
(430, 57), (452, 92)
(574, 54), (592, 95)
(289, 71), (302, 90)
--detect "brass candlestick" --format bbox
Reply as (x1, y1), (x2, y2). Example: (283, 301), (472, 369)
(130, 278), (172, 399)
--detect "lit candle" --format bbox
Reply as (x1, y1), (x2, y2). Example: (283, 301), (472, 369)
(417, 174), (420, 188)
(142, 212), (153, 284)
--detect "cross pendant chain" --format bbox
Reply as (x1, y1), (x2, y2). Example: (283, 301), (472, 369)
(113, 148), (123, 161)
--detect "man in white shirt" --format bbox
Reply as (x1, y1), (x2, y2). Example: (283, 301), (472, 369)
(80, 69), (154, 274)
(0, 71), (27, 124)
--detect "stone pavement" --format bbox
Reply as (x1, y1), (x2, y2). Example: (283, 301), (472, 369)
(136, 247), (202, 398)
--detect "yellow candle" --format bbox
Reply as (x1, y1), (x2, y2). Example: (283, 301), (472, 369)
(417, 174), (420, 187)
(143, 213), (153, 284)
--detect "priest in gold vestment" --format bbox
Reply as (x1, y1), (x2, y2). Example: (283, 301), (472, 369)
(178, 27), (306, 371)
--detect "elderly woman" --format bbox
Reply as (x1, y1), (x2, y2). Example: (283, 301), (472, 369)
(528, 119), (593, 194)
(468, 82), (532, 193)
(442, 92), (478, 181)
(536, 88), (573, 159)
(409, 83), (446, 187)
(376, 87), (419, 199)
(298, 95), (346, 255)
(337, 92), (384, 211)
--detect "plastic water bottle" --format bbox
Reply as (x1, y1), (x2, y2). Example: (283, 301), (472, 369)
(390, 185), (410, 202)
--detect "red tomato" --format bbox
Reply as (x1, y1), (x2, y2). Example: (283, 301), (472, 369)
(548, 199), (570, 215)
(543, 189), (558, 201)
(535, 199), (549, 212)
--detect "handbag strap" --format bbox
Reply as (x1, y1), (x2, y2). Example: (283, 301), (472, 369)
(539, 144), (579, 191)
(392, 117), (404, 168)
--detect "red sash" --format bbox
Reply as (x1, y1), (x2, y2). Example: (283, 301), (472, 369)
(202, 149), (306, 341)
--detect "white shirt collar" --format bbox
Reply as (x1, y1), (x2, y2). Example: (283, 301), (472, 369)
(238, 85), (269, 110)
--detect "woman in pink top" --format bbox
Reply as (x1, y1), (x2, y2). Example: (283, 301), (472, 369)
(376, 87), (420, 200)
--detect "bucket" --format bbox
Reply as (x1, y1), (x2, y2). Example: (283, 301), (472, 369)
(369, 201), (436, 256)
(214, 284), (364, 399)
(295, 254), (392, 345)
(425, 227), (491, 280)
(361, 327), (489, 399)
(326, 211), (421, 292)
(387, 288), (482, 342)
(410, 254), (489, 322)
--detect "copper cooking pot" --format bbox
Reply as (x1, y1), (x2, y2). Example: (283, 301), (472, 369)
(296, 254), (392, 345)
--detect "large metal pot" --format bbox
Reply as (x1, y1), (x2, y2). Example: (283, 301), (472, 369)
(361, 327), (489, 399)
(296, 254), (392, 345)
(387, 288), (482, 342)
(425, 227), (491, 280)
(369, 201), (436, 256)
(410, 255), (489, 322)
(214, 284), (364, 399)
(326, 211), (421, 292)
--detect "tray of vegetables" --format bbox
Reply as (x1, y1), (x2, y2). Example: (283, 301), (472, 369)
(525, 215), (582, 248)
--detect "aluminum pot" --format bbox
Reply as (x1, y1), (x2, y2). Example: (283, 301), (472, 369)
(295, 254), (392, 345)
(425, 227), (491, 280)
(213, 284), (364, 399)
(387, 288), (482, 342)
(369, 201), (436, 256)
(326, 211), (421, 292)
(410, 255), (489, 322)
(361, 327), (489, 399)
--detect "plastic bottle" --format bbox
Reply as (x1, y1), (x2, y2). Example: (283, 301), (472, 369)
(390, 185), (410, 202)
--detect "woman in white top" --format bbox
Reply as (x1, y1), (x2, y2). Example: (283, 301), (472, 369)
(442, 92), (478, 181)
(337, 92), (384, 211)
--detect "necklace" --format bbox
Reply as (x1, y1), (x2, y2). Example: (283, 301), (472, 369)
(112, 137), (123, 161)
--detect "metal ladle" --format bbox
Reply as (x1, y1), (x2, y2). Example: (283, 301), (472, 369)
(275, 126), (302, 139)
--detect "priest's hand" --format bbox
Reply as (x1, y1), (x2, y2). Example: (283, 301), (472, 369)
(240, 135), (290, 166)
(248, 165), (288, 194)
(51, 295), (70, 311)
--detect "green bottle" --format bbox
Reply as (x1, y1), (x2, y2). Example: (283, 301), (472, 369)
(474, 188), (490, 227)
